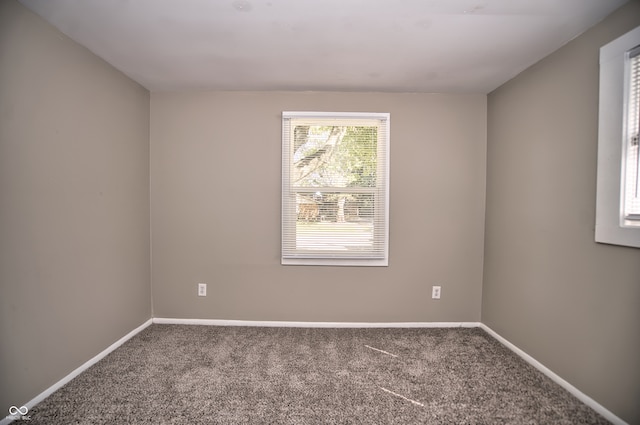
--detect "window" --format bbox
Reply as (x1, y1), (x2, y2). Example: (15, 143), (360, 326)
(623, 45), (640, 222)
(596, 25), (640, 248)
(282, 112), (389, 266)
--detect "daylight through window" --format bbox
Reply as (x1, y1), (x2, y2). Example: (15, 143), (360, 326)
(623, 45), (640, 223)
(282, 112), (389, 266)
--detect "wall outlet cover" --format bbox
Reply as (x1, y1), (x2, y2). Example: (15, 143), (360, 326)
(432, 285), (441, 299)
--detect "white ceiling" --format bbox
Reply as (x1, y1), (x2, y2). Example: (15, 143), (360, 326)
(19, 0), (628, 93)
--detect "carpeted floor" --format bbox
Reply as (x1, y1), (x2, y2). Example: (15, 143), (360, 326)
(26, 325), (609, 424)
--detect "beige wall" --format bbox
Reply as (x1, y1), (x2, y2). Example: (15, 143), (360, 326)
(483, 2), (640, 423)
(0, 0), (151, 413)
(151, 91), (486, 322)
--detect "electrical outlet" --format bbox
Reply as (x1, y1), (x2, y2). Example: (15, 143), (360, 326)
(198, 283), (207, 297)
(432, 285), (441, 300)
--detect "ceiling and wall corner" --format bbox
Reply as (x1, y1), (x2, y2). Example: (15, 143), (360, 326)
(18, 0), (628, 93)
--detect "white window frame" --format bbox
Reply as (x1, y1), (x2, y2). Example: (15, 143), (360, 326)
(281, 111), (390, 266)
(596, 25), (640, 248)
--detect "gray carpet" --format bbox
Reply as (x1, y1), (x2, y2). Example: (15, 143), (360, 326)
(27, 325), (609, 424)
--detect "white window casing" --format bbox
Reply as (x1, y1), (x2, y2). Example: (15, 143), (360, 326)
(282, 112), (390, 266)
(596, 26), (640, 248)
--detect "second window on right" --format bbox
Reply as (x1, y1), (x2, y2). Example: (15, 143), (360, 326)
(623, 44), (640, 223)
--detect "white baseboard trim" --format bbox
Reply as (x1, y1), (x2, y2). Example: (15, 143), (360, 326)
(1, 318), (153, 425)
(153, 318), (481, 328)
(479, 323), (627, 425)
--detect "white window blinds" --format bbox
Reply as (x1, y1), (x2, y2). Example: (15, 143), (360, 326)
(623, 45), (640, 222)
(282, 112), (390, 266)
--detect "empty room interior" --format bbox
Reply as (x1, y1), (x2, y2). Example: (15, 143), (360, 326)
(1, 0), (639, 423)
